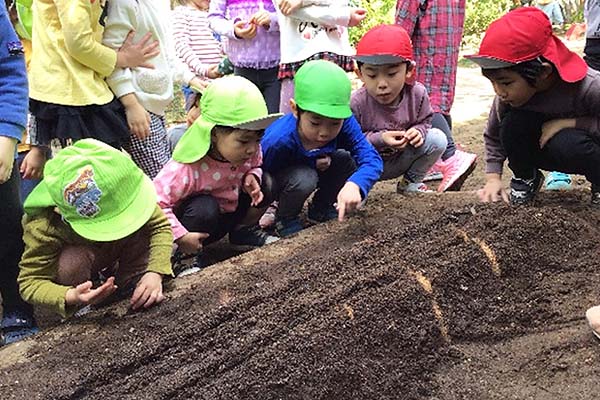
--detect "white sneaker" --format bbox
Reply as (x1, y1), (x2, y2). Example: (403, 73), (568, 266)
(397, 178), (432, 193)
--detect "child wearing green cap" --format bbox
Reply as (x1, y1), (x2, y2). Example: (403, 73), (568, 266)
(154, 76), (281, 273)
(261, 60), (383, 237)
(18, 139), (173, 318)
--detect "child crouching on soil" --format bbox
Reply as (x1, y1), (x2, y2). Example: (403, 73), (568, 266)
(18, 139), (173, 318)
(154, 76), (281, 275)
(466, 7), (600, 206)
(261, 60), (383, 237)
(351, 24), (447, 193)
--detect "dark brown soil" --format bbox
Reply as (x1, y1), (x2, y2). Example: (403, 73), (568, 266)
(1, 190), (599, 400)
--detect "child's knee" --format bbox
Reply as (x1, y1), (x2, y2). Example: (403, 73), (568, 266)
(425, 128), (448, 156)
(279, 166), (318, 194)
(177, 195), (221, 228)
(56, 245), (95, 286)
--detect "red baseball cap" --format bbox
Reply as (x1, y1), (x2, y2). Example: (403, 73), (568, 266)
(355, 24), (413, 65)
(465, 7), (587, 82)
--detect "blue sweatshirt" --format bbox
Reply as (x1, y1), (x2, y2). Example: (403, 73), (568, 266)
(261, 113), (383, 197)
(0, 4), (27, 157)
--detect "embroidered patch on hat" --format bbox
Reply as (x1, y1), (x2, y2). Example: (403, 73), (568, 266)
(7, 41), (24, 56)
(63, 166), (103, 218)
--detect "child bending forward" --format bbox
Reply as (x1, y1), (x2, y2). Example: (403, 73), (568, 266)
(466, 7), (600, 206)
(19, 139), (173, 318)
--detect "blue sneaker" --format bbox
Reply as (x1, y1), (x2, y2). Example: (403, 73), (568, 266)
(307, 203), (338, 223)
(545, 171), (572, 191)
(1, 309), (39, 346)
(275, 216), (304, 237)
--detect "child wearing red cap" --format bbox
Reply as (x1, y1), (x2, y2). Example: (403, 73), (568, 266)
(351, 24), (447, 193)
(466, 7), (600, 206)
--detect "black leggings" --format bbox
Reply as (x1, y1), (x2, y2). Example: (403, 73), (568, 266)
(499, 109), (600, 185)
(0, 166), (32, 313)
(175, 173), (275, 245)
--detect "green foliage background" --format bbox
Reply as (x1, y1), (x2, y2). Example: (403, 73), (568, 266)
(463, 0), (514, 37)
(348, 0), (397, 46)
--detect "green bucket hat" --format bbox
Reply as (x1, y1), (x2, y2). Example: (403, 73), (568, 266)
(172, 76), (282, 163)
(294, 60), (352, 119)
(24, 139), (158, 242)
(14, 0), (33, 41)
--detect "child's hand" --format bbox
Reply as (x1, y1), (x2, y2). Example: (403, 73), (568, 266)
(176, 232), (210, 254)
(250, 10), (271, 29)
(130, 272), (165, 310)
(186, 105), (201, 126)
(189, 77), (211, 93)
(116, 31), (160, 69)
(336, 181), (362, 221)
(20, 146), (47, 180)
(243, 174), (264, 206)
(234, 20), (258, 40)
(315, 154), (331, 171)
(404, 128), (424, 148)
(0, 136), (17, 184)
(381, 130), (407, 149)
(206, 64), (222, 79)
(65, 277), (118, 307)
(349, 8), (367, 27)
(278, 0), (302, 15)
(125, 102), (151, 140)
(540, 118), (575, 148)
(477, 174), (509, 203)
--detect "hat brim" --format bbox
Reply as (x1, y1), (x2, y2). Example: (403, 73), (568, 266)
(172, 118), (214, 163)
(464, 55), (516, 69)
(300, 101), (352, 119)
(233, 114), (282, 130)
(24, 174), (158, 242)
(23, 180), (54, 214)
(354, 54), (410, 65)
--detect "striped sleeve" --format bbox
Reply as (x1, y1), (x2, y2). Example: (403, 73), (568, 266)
(172, 7), (222, 78)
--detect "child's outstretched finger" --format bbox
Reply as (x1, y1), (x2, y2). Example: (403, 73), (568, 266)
(337, 202), (346, 222)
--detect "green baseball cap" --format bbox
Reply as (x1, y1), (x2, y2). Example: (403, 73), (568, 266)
(24, 139), (158, 242)
(173, 76), (282, 163)
(294, 60), (352, 119)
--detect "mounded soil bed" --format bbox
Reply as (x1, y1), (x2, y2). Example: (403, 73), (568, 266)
(1, 190), (599, 400)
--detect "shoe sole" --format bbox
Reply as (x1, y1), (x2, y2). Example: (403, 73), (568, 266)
(423, 171), (443, 182)
(442, 160), (477, 192)
(176, 266), (202, 277)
